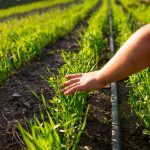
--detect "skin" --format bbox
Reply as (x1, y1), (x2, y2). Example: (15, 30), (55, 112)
(61, 24), (150, 95)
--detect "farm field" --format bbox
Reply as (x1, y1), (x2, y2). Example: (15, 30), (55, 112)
(0, 0), (75, 22)
(0, 0), (149, 150)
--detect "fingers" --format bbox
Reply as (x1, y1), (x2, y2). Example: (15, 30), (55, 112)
(64, 78), (80, 87)
(61, 82), (80, 94)
(60, 73), (84, 95)
(65, 73), (82, 79)
(63, 83), (83, 95)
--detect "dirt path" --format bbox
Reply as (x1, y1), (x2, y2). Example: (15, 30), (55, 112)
(80, 89), (112, 150)
(118, 81), (150, 150)
(0, 2), (104, 149)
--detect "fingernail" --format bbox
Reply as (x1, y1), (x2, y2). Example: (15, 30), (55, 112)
(60, 89), (64, 93)
(64, 91), (68, 95)
(60, 84), (63, 88)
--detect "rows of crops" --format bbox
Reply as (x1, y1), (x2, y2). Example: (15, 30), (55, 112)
(0, 0), (99, 85)
(0, 0), (150, 149)
(18, 0), (109, 149)
(0, 0), (73, 19)
(111, 0), (150, 139)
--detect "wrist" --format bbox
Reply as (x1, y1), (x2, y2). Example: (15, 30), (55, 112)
(95, 70), (108, 88)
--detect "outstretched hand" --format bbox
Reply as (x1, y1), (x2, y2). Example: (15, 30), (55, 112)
(61, 24), (150, 95)
(61, 71), (107, 95)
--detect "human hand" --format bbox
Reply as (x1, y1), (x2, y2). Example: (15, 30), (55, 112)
(61, 71), (107, 95)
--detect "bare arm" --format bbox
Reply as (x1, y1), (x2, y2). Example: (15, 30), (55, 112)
(61, 24), (150, 95)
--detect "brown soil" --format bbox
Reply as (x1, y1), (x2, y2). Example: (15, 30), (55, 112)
(79, 89), (112, 150)
(118, 81), (150, 150)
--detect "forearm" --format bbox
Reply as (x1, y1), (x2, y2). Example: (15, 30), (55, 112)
(62, 24), (150, 95)
(97, 24), (150, 85)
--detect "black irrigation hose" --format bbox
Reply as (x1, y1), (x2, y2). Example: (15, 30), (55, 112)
(108, 0), (121, 149)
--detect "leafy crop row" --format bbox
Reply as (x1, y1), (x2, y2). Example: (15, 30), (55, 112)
(120, 0), (150, 28)
(120, 0), (150, 137)
(18, 0), (108, 149)
(0, 0), (99, 85)
(111, 0), (131, 48)
(0, 0), (73, 19)
(112, 0), (150, 138)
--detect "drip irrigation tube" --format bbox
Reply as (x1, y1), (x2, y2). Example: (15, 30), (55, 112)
(108, 0), (121, 150)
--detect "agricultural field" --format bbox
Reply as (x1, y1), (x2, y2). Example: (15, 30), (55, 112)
(0, 0), (149, 150)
